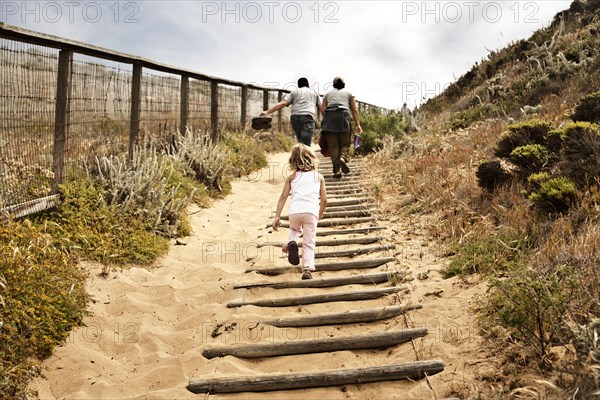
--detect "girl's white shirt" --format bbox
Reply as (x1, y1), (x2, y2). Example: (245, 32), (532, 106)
(288, 170), (321, 218)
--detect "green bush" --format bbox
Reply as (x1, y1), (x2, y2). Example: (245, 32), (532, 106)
(509, 144), (552, 175)
(355, 130), (384, 155)
(448, 104), (495, 131)
(358, 110), (409, 154)
(495, 120), (553, 158)
(0, 219), (88, 399)
(442, 229), (530, 278)
(572, 91), (600, 123)
(557, 122), (600, 187)
(223, 131), (268, 178)
(483, 264), (577, 363)
(37, 180), (170, 266)
(526, 172), (550, 192)
(528, 177), (578, 214)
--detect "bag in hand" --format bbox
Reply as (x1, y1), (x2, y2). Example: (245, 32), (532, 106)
(252, 116), (272, 130)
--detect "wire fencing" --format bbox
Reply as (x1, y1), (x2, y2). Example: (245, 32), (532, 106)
(0, 23), (388, 218)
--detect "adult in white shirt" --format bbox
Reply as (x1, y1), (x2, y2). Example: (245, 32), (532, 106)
(261, 77), (322, 146)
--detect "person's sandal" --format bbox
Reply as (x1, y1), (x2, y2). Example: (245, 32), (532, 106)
(302, 270), (313, 280)
(340, 158), (351, 174)
(287, 241), (300, 265)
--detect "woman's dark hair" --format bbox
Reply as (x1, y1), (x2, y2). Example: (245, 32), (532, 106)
(297, 77), (309, 88)
(333, 77), (345, 89)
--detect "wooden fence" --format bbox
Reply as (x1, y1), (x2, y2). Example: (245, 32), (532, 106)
(0, 22), (388, 218)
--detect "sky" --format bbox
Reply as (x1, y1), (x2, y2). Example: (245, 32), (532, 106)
(1, 0), (573, 110)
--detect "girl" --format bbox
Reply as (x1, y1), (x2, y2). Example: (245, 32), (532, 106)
(272, 144), (327, 280)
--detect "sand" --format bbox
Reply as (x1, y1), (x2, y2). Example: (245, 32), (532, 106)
(31, 151), (491, 400)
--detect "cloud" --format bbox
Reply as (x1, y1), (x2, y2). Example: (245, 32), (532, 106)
(1, 0), (573, 109)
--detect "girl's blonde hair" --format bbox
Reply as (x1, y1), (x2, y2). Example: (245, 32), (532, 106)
(289, 144), (317, 171)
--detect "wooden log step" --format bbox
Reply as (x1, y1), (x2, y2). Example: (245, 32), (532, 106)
(227, 286), (407, 308)
(325, 204), (373, 212)
(324, 177), (361, 183)
(316, 226), (386, 236)
(187, 360), (445, 394)
(274, 217), (375, 229)
(326, 193), (366, 200)
(315, 244), (395, 259)
(327, 191), (367, 197)
(280, 210), (372, 220)
(202, 328), (427, 359)
(234, 271), (399, 290)
(245, 257), (395, 275)
(327, 198), (371, 207)
(264, 304), (423, 327)
(327, 186), (365, 192)
(257, 236), (383, 248)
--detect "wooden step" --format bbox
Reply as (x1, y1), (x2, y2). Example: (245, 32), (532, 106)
(279, 210), (373, 220)
(187, 360), (445, 394)
(274, 217), (375, 228)
(326, 198), (371, 207)
(245, 257), (395, 275)
(264, 304), (423, 327)
(234, 271), (399, 290)
(257, 236), (383, 248)
(314, 244), (395, 259)
(202, 328), (428, 359)
(227, 286), (407, 308)
(316, 226), (385, 236)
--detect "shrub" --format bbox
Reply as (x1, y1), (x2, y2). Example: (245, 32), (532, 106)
(92, 145), (195, 238)
(475, 160), (514, 191)
(442, 229), (530, 278)
(495, 120), (553, 158)
(483, 264), (578, 363)
(448, 104), (494, 131)
(358, 110), (410, 154)
(526, 172), (550, 192)
(0, 219), (88, 399)
(528, 177), (578, 214)
(37, 179), (170, 266)
(173, 131), (231, 192)
(558, 122), (600, 187)
(509, 144), (552, 175)
(572, 91), (600, 123)
(222, 131), (267, 178)
(355, 130), (384, 155)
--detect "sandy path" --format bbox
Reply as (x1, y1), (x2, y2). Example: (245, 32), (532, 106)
(32, 151), (489, 399)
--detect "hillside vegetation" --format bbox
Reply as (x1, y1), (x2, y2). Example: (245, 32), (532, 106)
(364, 1), (600, 398)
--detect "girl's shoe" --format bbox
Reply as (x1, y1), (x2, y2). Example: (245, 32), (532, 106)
(287, 241), (300, 265)
(302, 270), (313, 280)
(333, 172), (342, 179)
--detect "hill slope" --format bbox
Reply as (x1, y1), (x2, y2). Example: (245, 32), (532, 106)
(365, 1), (600, 397)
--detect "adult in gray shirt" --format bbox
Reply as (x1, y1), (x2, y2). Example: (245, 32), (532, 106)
(320, 77), (362, 178)
(261, 77), (322, 146)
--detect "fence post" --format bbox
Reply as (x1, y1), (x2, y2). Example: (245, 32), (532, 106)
(277, 90), (283, 131)
(211, 80), (219, 141)
(52, 49), (73, 192)
(241, 84), (248, 130)
(180, 75), (189, 136)
(129, 63), (142, 160)
(262, 89), (269, 113)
